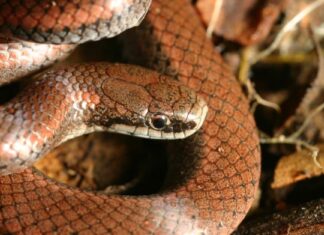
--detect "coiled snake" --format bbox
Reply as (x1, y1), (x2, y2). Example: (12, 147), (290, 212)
(0, 0), (260, 234)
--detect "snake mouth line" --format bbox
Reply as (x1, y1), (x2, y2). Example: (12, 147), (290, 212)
(104, 108), (207, 140)
(0, 0), (261, 233)
(105, 99), (208, 140)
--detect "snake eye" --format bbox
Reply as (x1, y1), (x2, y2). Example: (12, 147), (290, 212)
(149, 113), (170, 130)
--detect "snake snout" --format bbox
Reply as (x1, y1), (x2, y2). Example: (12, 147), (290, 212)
(182, 96), (208, 138)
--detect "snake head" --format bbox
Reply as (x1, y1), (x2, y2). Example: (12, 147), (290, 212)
(98, 69), (208, 139)
(142, 82), (208, 139)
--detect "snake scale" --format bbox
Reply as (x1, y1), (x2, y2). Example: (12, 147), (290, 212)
(0, 0), (260, 234)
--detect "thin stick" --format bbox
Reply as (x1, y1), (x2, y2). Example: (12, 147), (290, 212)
(206, 0), (223, 38)
(251, 0), (324, 64)
(239, 47), (281, 112)
(289, 103), (324, 140)
(259, 25), (324, 169)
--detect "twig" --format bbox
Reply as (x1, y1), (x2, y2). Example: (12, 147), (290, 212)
(289, 103), (324, 140)
(260, 25), (324, 168)
(206, 0), (223, 38)
(239, 47), (281, 113)
(260, 135), (322, 168)
(251, 0), (324, 64)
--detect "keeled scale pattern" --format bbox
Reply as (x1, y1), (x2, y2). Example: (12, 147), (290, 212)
(0, 0), (152, 44)
(0, 0), (260, 234)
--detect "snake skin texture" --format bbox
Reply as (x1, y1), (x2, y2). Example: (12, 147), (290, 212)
(0, 0), (261, 234)
(0, 63), (208, 175)
(0, 37), (75, 84)
(0, 0), (152, 44)
(0, 0), (152, 85)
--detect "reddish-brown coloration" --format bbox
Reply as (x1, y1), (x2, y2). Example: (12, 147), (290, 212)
(0, 63), (207, 174)
(0, 38), (74, 84)
(0, 0), (260, 234)
(0, 0), (151, 43)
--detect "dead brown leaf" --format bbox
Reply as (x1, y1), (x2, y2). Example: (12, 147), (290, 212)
(196, 0), (288, 45)
(272, 144), (324, 189)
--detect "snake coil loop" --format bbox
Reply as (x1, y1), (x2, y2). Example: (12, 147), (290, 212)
(0, 0), (260, 234)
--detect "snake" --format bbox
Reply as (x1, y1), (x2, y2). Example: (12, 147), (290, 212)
(0, 0), (260, 234)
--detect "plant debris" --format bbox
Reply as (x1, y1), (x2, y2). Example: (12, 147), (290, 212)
(196, 0), (288, 45)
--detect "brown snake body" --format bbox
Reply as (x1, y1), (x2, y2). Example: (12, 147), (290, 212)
(0, 0), (260, 234)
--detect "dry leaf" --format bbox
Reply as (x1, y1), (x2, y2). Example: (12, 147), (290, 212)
(196, 0), (288, 45)
(278, 0), (324, 55)
(272, 144), (324, 189)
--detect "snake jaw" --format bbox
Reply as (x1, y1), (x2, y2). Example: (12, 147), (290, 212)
(0, 0), (262, 233)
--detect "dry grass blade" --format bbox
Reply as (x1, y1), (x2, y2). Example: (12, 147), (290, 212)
(206, 0), (223, 38)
